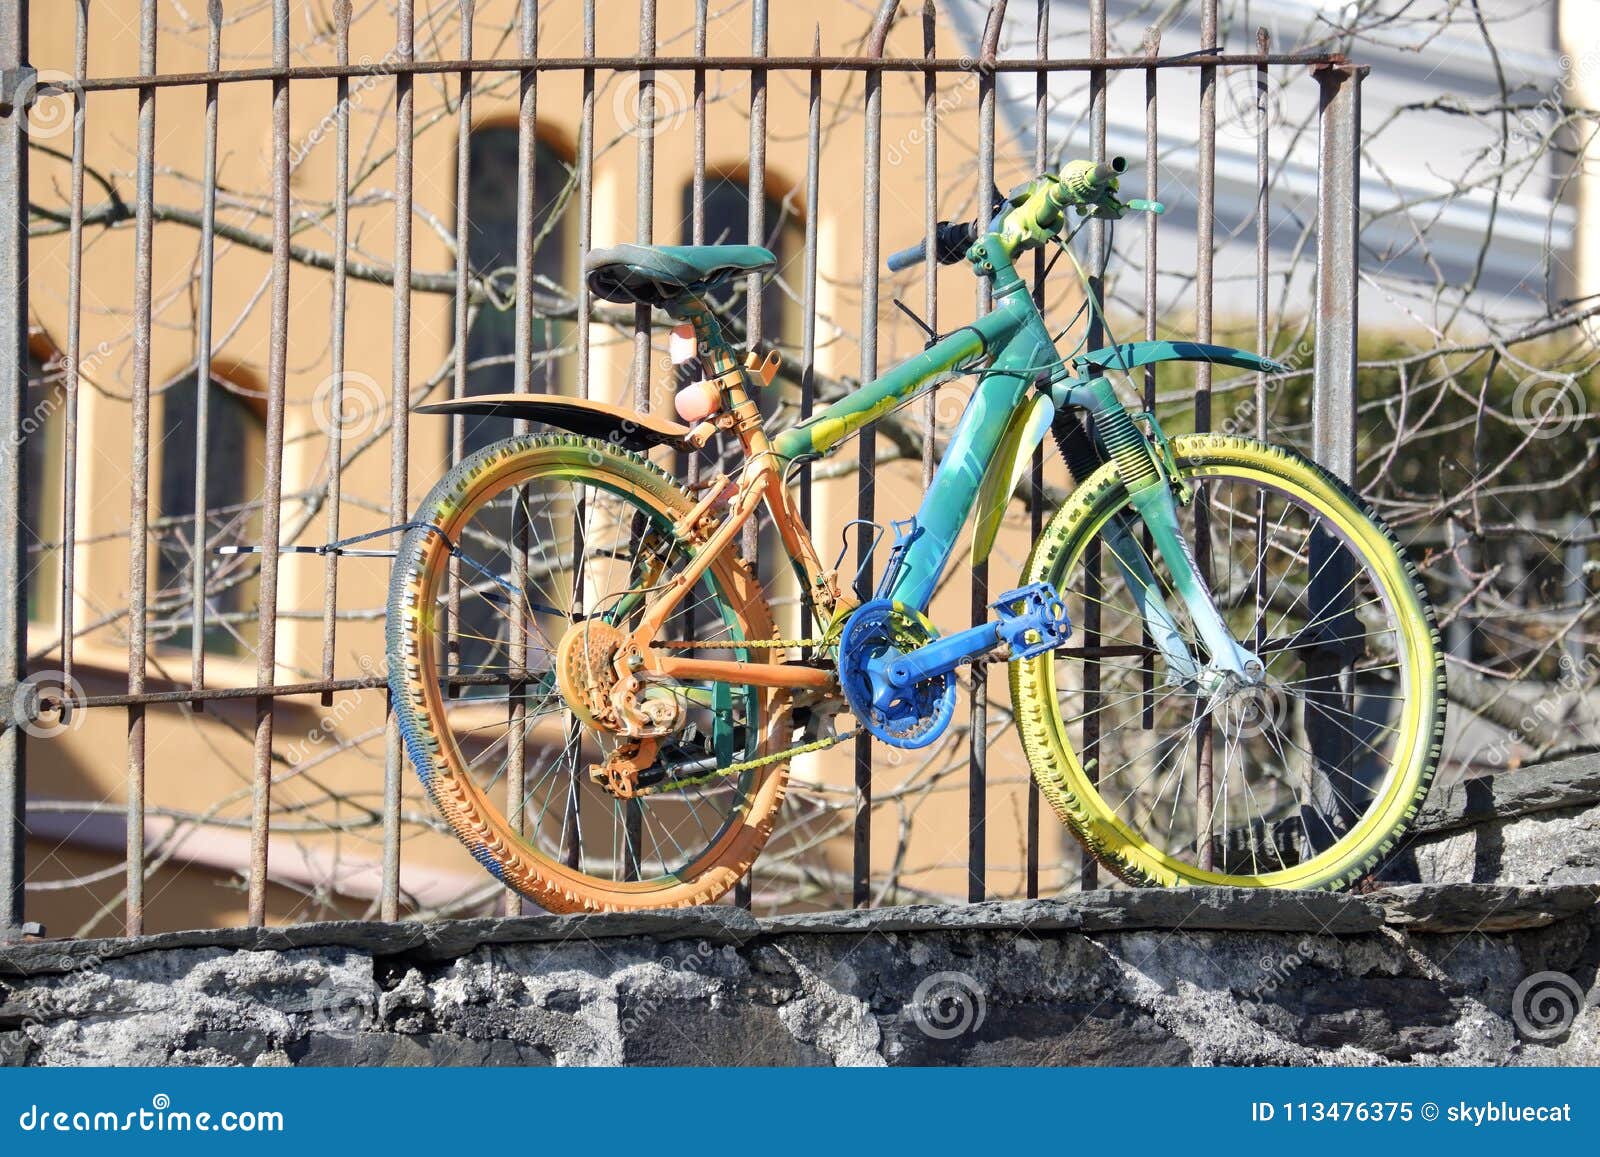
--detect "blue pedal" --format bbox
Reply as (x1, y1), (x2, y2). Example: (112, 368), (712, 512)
(991, 582), (1073, 661)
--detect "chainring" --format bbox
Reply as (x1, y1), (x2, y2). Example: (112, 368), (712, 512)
(837, 599), (956, 749)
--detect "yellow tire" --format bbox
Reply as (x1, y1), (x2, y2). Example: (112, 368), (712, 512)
(1011, 434), (1445, 890)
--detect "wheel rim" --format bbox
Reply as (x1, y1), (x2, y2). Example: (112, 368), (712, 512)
(407, 455), (771, 894)
(1033, 455), (1435, 887)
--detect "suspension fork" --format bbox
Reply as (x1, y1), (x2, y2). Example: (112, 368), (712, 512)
(1069, 377), (1261, 686)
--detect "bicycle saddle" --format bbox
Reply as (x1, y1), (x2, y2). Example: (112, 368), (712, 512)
(584, 243), (776, 307)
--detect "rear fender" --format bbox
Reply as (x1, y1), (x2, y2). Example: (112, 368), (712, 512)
(413, 393), (691, 452)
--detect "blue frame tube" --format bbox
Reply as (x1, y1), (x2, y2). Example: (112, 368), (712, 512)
(885, 278), (1058, 610)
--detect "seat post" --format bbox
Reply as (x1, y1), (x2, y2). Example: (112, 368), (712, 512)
(673, 297), (770, 455)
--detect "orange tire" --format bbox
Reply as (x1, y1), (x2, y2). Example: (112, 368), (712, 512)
(387, 433), (789, 912)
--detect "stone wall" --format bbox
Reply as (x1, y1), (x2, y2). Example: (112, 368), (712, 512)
(1, 756), (1596, 1067)
(1, 884), (1595, 1066)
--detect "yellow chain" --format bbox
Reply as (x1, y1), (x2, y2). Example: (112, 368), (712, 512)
(656, 637), (827, 650)
(635, 728), (856, 795)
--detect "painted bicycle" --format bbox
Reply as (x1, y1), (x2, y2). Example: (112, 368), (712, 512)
(386, 156), (1445, 912)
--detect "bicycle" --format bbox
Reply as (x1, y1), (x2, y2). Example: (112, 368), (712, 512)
(385, 156), (1446, 912)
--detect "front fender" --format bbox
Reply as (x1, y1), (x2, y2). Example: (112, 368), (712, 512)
(1075, 340), (1290, 377)
(413, 392), (691, 452)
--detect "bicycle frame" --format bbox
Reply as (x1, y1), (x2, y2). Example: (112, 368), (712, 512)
(627, 235), (1275, 696)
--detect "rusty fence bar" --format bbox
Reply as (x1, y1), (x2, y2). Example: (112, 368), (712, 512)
(0, 0), (27, 938)
(0, 0), (1360, 936)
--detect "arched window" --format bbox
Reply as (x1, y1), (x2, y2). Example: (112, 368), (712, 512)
(22, 338), (66, 625)
(459, 125), (577, 461)
(155, 370), (266, 655)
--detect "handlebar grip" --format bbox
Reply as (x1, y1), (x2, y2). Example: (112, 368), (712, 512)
(1060, 155), (1129, 202)
(886, 241), (928, 273)
(1090, 156), (1128, 187)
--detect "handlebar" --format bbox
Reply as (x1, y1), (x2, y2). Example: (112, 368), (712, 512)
(885, 157), (1161, 274)
(885, 220), (980, 273)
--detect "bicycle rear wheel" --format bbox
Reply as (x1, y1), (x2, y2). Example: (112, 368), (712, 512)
(1012, 434), (1445, 890)
(388, 433), (789, 912)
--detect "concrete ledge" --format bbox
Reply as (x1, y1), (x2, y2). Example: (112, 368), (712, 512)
(1, 883), (1595, 1066)
(4, 884), (1596, 980)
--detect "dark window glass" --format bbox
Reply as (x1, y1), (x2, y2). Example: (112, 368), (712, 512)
(22, 351), (63, 623)
(461, 127), (574, 460)
(156, 374), (264, 654)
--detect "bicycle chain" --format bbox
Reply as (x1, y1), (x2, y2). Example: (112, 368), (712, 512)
(632, 634), (845, 794)
(635, 728), (857, 795)
(656, 637), (827, 650)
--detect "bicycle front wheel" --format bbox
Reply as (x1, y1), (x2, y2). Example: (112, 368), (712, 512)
(388, 433), (789, 912)
(1012, 433), (1445, 890)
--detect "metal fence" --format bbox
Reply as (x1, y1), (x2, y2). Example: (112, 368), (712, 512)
(0, 0), (1360, 939)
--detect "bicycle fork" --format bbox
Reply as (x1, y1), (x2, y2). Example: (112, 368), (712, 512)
(1064, 378), (1263, 692)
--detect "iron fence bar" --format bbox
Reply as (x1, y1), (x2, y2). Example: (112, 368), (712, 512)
(381, 0), (417, 924)
(798, 30), (821, 639)
(320, 1), (353, 709)
(188, 3), (222, 705)
(1253, 30), (1272, 663)
(1305, 64), (1364, 819)
(920, 3), (938, 492)
(507, 0), (537, 915)
(445, 2), (472, 706)
(1026, 0), (1048, 901)
(1313, 67), (1362, 480)
(559, 0), (597, 875)
(623, 0), (658, 884)
(1139, 27), (1159, 748)
(123, 0), (158, 938)
(68, 52), (1346, 91)
(735, 0), (770, 913)
(854, 0), (896, 909)
(0, 0), (27, 939)
(1191, 0), (1220, 873)
(58, 0), (87, 705)
(1079, 0), (1108, 893)
(1256, 28), (1272, 444)
(246, 0), (294, 928)
(968, 0), (1006, 905)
